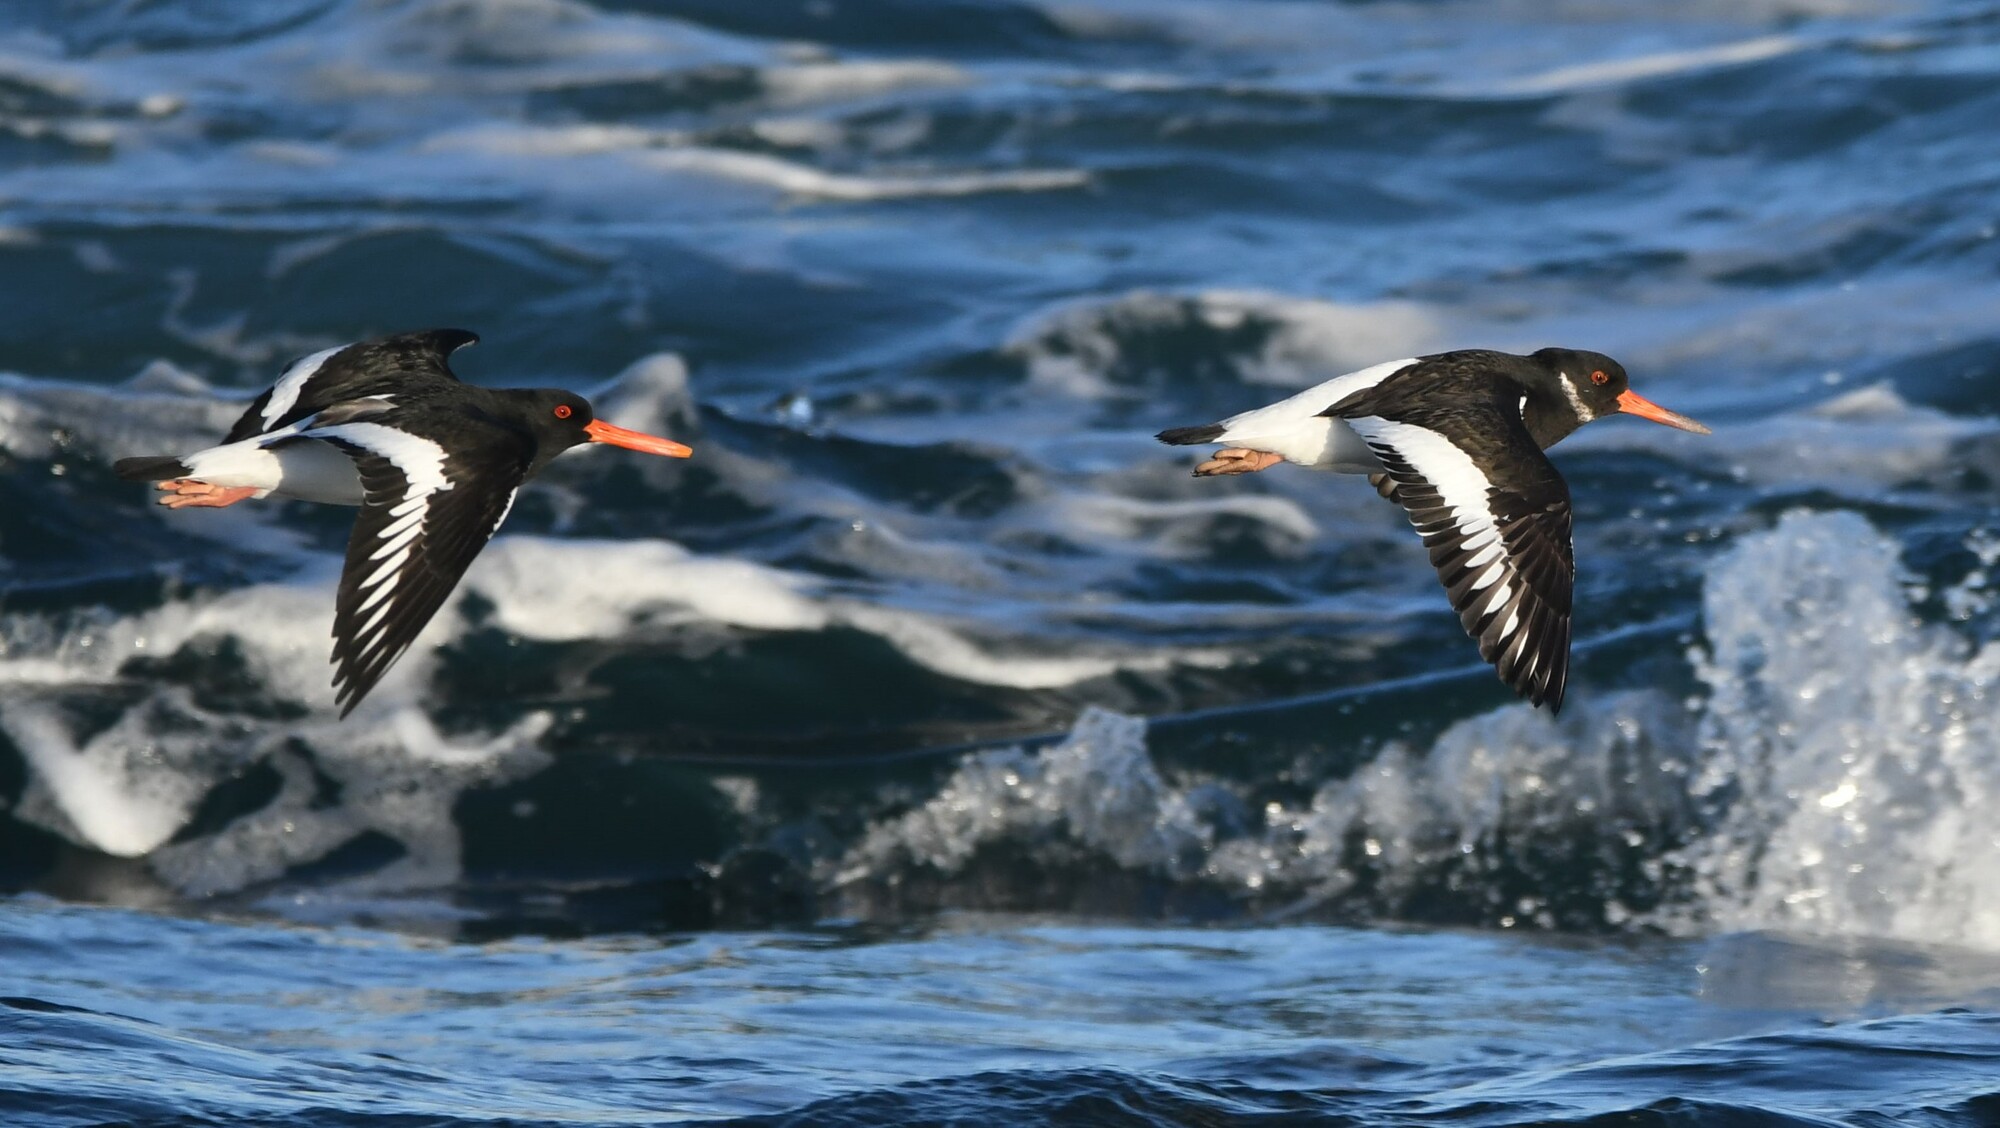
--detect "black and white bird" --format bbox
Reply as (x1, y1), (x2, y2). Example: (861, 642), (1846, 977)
(115, 329), (694, 716)
(1156, 348), (1709, 713)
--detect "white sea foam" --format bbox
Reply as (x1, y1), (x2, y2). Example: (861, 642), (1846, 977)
(0, 372), (324, 560)
(835, 707), (1210, 884)
(1, 701), (212, 858)
(1500, 35), (1804, 95)
(1, 531), (1183, 873)
(759, 60), (969, 106)
(750, 116), (853, 152)
(468, 536), (1164, 688)
(423, 123), (1087, 200)
(146, 710), (553, 896)
(1046, 493), (1319, 557)
(634, 146), (1089, 201)
(0, 572), (549, 879)
(841, 605), (1142, 689)
(1566, 381), (1997, 493)
(470, 537), (829, 638)
(358, 0), (739, 81)
(421, 122), (669, 158)
(0, 369), (237, 465)
(588, 351), (699, 437)
(1723, 383), (1997, 490)
(1010, 289), (1442, 397)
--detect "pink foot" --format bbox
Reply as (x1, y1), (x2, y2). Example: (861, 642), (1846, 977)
(156, 479), (260, 509)
(1193, 448), (1285, 477)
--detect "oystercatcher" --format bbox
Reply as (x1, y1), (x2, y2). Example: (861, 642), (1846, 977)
(115, 328), (694, 716)
(1156, 348), (1709, 712)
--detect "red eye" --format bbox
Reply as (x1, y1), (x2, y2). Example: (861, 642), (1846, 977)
(1590, 370), (1609, 385)
(553, 404), (573, 419)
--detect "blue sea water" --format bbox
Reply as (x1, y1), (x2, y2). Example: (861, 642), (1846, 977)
(4, 0), (2000, 1124)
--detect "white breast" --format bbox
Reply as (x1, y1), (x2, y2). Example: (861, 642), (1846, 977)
(1214, 357), (1417, 472)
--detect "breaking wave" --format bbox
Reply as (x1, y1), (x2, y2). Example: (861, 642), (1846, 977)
(12, 493), (1993, 951)
(831, 510), (2000, 948)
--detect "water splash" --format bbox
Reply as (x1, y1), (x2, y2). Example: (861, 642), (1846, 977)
(1217, 690), (1699, 928)
(836, 707), (1211, 883)
(836, 510), (2000, 947)
(1673, 509), (2000, 944)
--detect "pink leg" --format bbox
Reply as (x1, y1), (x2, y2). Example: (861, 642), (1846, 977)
(1193, 448), (1286, 477)
(156, 479), (260, 509)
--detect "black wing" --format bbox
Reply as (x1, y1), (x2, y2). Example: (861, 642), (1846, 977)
(1341, 410), (1575, 712)
(301, 414), (529, 716)
(224, 329), (477, 443)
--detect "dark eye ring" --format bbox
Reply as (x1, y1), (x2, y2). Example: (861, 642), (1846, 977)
(1590, 370), (1609, 385)
(553, 404), (573, 419)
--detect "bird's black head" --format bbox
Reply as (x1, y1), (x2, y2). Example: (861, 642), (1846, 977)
(1529, 347), (1709, 435)
(516, 388), (695, 468)
(525, 389), (598, 450)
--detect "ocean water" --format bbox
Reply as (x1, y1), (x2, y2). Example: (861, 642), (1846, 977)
(4, 0), (2000, 1124)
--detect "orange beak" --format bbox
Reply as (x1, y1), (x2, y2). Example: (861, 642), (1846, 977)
(1615, 389), (1711, 435)
(584, 419), (694, 458)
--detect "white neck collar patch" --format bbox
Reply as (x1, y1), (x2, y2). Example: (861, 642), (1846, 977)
(1557, 371), (1593, 422)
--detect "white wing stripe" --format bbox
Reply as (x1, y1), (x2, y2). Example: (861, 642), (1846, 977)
(490, 488), (518, 538)
(259, 345), (347, 429)
(307, 423), (455, 495)
(370, 521), (423, 562)
(1460, 528), (1498, 552)
(1349, 418), (1517, 618)
(363, 546), (411, 590)
(355, 599), (395, 643)
(1348, 418), (1502, 534)
(373, 536), (421, 565)
(1344, 408), (1569, 706)
(375, 507), (425, 547)
(1464, 541), (1504, 570)
(308, 423), (459, 684)
(356, 576), (398, 615)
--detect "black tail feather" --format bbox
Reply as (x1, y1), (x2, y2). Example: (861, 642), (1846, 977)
(114, 456), (191, 481)
(1155, 423), (1225, 446)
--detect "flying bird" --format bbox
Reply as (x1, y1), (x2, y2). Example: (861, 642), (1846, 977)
(116, 328), (694, 716)
(1157, 348), (1709, 712)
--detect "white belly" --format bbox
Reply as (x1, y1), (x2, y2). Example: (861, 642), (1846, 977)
(1215, 357), (1416, 472)
(1224, 415), (1380, 473)
(180, 436), (365, 506)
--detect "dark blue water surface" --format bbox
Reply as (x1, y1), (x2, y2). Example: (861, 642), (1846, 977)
(5, 0), (2000, 1124)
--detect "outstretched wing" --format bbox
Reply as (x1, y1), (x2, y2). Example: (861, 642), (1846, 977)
(225, 329), (477, 443)
(302, 417), (530, 716)
(1341, 411), (1575, 711)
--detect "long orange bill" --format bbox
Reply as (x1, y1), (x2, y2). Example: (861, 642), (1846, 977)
(584, 419), (694, 457)
(1615, 389), (1711, 435)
